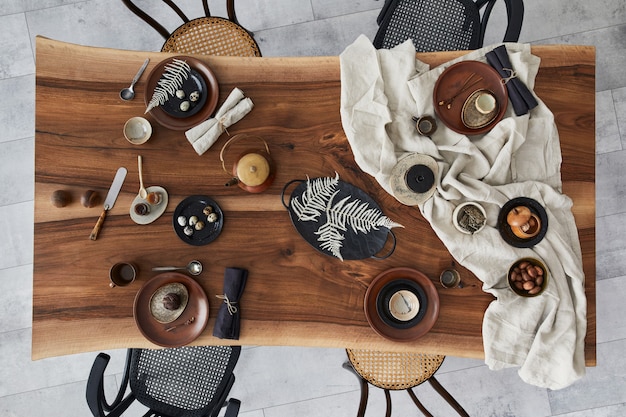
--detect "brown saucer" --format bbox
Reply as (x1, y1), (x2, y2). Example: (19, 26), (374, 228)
(364, 267), (439, 342)
(144, 56), (219, 130)
(134, 272), (209, 347)
(433, 61), (508, 135)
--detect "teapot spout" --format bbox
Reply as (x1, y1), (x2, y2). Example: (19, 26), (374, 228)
(225, 177), (239, 187)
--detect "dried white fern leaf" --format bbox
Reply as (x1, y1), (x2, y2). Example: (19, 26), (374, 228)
(145, 59), (191, 113)
(291, 172), (339, 222)
(292, 173), (403, 261)
(316, 222), (345, 261)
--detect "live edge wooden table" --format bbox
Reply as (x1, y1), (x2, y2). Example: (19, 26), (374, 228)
(33, 37), (596, 365)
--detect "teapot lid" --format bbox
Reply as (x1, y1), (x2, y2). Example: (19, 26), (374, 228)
(236, 153), (270, 186)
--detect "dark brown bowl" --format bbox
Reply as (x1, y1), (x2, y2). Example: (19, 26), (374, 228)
(508, 257), (548, 297)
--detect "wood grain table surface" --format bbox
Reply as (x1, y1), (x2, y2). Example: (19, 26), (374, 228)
(33, 37), (595, 364)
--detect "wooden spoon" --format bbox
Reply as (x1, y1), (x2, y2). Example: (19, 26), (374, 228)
(137, 155), (147, 199)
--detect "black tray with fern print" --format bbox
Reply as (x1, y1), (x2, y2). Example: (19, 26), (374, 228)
(281, 174), (403, 261)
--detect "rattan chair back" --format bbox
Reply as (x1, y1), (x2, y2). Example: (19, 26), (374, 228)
(344, 349), (470, 417)
(374, 0), (524, 52)
(122, 0), (261, 57)
(346, 349), (444, 390)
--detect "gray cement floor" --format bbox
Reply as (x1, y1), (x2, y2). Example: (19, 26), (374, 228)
(1, 1), (625, 416)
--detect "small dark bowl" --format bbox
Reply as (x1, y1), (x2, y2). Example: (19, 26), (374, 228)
(508, 257), (548, 297)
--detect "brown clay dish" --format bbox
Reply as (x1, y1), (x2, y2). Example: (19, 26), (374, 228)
(433, 61), (508, 135)
(133, 272), (209, 347)
(144, 56), (219, 130)
(364, 267), (439, 342)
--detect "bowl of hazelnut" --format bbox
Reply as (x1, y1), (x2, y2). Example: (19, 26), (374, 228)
(508, 258), (548, 297)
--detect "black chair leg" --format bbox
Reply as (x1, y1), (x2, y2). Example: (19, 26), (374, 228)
(343, 361), (369, 417)
(383, 389), (392, 417)
(428, 376), (471, 417)
(406, 387), (434, 417)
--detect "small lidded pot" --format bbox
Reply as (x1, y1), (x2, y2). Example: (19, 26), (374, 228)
(508, 257), (548, 297)
(506, 206), (541, 239)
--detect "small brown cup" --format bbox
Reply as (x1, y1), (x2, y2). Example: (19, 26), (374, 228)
(109, 262), (137, 288)
(440, 269), (463, 288)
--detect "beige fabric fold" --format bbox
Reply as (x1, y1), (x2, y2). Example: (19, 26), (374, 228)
(185, 88), (254, 155)
(339, 35), (586, 390)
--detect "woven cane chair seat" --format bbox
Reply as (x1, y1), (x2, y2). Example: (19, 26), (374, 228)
(376, 0), (481, 52)
(346, 349), (445, 390)
(374, 0), (524, 53)
(162, 17), (261, 57)
(86, 345), (241, 417)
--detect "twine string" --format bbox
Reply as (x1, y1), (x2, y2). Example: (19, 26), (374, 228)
(216, 294), (238, 315)
(218, 116), (230, 136)
(501, 68), (518, 84)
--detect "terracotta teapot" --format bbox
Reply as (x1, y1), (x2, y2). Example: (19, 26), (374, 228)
(220, 134), (275, 193)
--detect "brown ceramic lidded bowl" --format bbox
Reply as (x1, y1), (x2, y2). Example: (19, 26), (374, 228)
(508, 257), (548, 297)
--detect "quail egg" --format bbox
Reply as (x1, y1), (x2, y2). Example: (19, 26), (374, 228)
(175, 89), (186, 99)
(207, 212), (219, 223)
(189, 91), (200, 102)
(183, 226), (194, 236)
(180, 101), (190, 112)
(194, 220), (205, 231)
(202, 205), (214, 215)
(177, 215), (187, 227)
(188, 215), (198, 226)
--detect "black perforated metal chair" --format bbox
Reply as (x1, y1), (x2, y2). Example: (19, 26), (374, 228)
(86, 345), (241, 417)
(374, 0), (524, 52)
(121, 0), (261, 56)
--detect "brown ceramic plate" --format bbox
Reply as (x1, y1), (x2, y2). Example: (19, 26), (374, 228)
(364, 267), (439, 342)
(433, 61), (508, 135)
(144, 56), (219, 130)
(133, 272), (209, 347)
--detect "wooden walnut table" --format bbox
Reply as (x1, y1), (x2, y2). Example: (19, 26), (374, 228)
(33, 37), (595, 365)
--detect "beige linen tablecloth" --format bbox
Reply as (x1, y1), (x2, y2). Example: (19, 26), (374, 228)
(339, 35), (586, 389)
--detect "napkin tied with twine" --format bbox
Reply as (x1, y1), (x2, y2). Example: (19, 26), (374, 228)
(185, 88), (254, 155)
(339, 35), (586, 390)
(213, 267), (248, 340)
(486, 45), (538, 116)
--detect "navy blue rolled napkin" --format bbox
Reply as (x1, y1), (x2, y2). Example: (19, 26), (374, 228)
(486, 45), (538, 116)
(213, 267), (248, 340)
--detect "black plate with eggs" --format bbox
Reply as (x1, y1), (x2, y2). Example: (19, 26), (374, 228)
(160, 69), (208, 119)
(173, 195), (223, 246)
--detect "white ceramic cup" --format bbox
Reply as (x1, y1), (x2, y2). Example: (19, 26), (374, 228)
(475, 91), (497, 114)
(124, 116), (152, 145)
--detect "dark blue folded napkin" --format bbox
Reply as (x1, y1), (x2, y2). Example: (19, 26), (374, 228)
(213, 267), (248, 340)
(486, 45), (538, 116)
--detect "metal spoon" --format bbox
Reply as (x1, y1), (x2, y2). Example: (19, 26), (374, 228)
(152, 260), (203, 276)
(120, 58), (150, 101)
(137, 155), (147, 199)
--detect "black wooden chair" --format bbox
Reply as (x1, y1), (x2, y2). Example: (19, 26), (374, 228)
(86, 345), (241, 417)
(343, 349), (470, 417)
(121, 0), (261, 56)
(374, 0), (524, 52)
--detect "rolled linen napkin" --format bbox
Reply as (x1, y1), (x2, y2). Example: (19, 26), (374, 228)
(213, 267), (248, 340)
(185, 88), (254, 155)
(486, 45), (539, 116)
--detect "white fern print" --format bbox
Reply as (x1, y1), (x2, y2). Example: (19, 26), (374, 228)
(291, 173), (403, 261)
(291, 173), (339, 222)
(145, 59), (191, 113)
